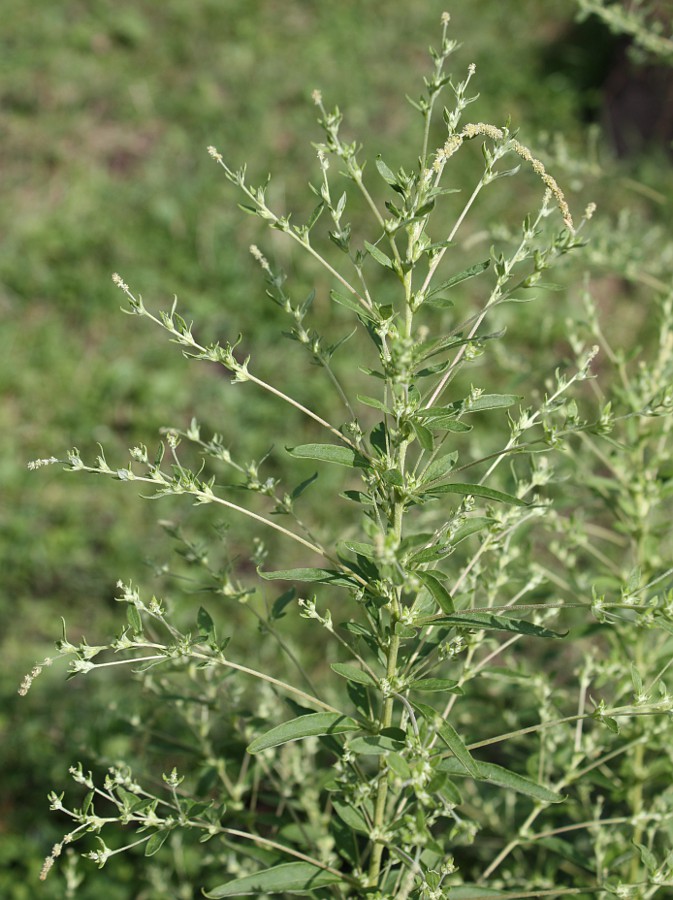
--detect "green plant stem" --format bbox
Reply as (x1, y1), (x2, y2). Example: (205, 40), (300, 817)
(158, 475), (328, 556)
(367, 628), (401, 886)
(368, 434), (409, 886)
(120, 281), (359, 450)
(244, 369), (356, 448)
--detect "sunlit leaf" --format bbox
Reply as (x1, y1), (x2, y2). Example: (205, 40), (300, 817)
(349, 734), (405, 755)
(416, 570), (455, 613)
(287, 443), (368, 468)
(330, 663), (376, 686)
(364, 240), (394, 269)
(424, 611), (566, 639)
(144, 829), (170, 857)
(413, 701), (478, 777)
(409, 677), (462, 694)
(425, 482), (528, 507)
(421, 451), (459, 483)
(258, 567), (357, 587)
(439, 758), (564, 803)
(426, 260), (490, 298)
(204, 862), (343, 897)
(247, 713), (359, 753)
(330, 290), (377, 321)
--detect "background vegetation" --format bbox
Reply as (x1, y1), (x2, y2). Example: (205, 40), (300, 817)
(2, 1), (672, 896)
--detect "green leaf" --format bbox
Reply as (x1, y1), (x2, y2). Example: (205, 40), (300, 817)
(633, 840), (658, 875)
(409, 678), (462, 694)
(127, 605), (142, 634)
(258, 567), (357, 587)
(81, 790), (94, 815)
(204, 862), (343, 897)
(425, 611), (566, 639)
(349, 734), (405, 755)
(375, 156), (398, 186)
(247, 713), (359, 753)
(594, 712), (620, 733)
(415, 358), (452, 377)
(331, 797), (370, 833)
(270, 588), (296, 621)
(409, 543), (453, 564)
(306, 201), (324, 231)
(427, 260), (490, 298)
(411, 420), (434, 451)
(329, 816), (360, 867)
(364, 240), (394, 269)
(387, 752), (411, 779)
(330, 290), (376, 321)
(430, 418), (473, 433)
(439, 758), (564, 803)
(291, 472), (318, 500)
(330, 663), (376, 686)
(145, 829), (170, 857)
(340, 540), (377, 559)
(356, 394), (390, 413)
(340, 489), (372, 505)
(197, 606), (215, 638)
(464, 393), (520, 413)
(416, 571), (455, 614)
(422, 452), (458, 483)
(424, 294), (455, 310)
(413, 701), (479, 777)
(537, 836), (596, 873)
(449, 517), (494, 544)
(287, 443), (367, 468)
(426, 482), (528, 507)
(237, 203), (261, 216)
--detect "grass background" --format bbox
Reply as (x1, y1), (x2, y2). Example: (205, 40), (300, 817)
(2, 1), (671, 896)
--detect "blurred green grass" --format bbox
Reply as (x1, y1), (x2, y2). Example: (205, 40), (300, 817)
(3, 0), (671, 895)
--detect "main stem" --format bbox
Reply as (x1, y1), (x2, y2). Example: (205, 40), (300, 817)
(368, 350), (411, 886)
(367, 627), (401, 884)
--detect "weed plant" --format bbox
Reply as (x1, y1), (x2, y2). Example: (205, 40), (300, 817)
(24, 14), (673, 899)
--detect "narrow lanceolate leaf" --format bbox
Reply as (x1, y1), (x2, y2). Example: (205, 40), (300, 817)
(375, 156), (399, 186)
(330, 663), (376, 686)
(429, 418), (472, 433)
(356, 394), (390, 413)
(439, 758), (564, 804)
(416, 570), (455, 614)
(331, 797), (370, 834)
(413, 702), (478, 777)
(463, 393), (520, 413)
(287, 443), (368, 468)
(144, 829), (171, 857)
(349, 734), (405, 755)
(424, 294), (455, 310)
(204, 862), (344, 897)
(340, 540), (377, 559)
(291, 472), (318, 500)
(409, 677), (462, 694)
(258, 567), (357, 588)
(330, 290), (377, 321)
(247, 713), (359, 753)
(424, 611), (566, 639)
(449, 517), (494, 545)
(411, 420), (434, 451)
(426, 482), (528, 507)
(197, 606), (215, 638)
(426, 260), (491, 298)
(422, 451), (458, 484)
(536, 836), (596, 873)
(364, 240), (394, 269)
